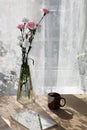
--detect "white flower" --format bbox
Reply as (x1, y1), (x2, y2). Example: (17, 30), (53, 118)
(22, 40), (29, 49)
(17, 36), (23, 41)
(22, 17), (29, 23)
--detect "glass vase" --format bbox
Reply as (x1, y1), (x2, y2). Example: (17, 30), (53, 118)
(17, 62), (35, 105)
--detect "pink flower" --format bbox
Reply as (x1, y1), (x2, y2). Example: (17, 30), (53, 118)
(43, 8), (50, 15)
(26, 22), (36, 29)
(17, 24), (24, 30)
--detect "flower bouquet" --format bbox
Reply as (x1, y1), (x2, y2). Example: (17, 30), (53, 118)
(17, 8), (50, 104)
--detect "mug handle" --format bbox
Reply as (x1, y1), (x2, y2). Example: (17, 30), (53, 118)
(60, 97), (66, 107)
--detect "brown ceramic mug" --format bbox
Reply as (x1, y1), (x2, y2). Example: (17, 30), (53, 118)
(48, 92), (66, 110)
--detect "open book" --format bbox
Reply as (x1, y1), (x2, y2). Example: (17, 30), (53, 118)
(12, 110), (57, 130)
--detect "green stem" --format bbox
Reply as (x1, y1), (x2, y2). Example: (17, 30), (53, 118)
(21, 31), (24, 42)
(37, 15), (45, 27)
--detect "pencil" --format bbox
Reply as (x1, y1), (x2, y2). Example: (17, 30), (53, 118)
(38, 114), (43, 130)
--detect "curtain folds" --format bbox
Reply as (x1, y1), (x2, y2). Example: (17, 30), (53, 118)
(43, 0), (87, 94)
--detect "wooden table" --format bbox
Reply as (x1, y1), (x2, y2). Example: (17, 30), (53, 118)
(0, 94), (87, 130)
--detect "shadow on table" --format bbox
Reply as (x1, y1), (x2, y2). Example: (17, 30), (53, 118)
(51, 108), (73, 120)
(49, 94), (87, 120)
(63, 94), (87, 117)
(47, 124), (66, 130)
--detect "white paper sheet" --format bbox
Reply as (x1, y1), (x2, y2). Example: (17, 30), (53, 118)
(12, 110), (57, 130)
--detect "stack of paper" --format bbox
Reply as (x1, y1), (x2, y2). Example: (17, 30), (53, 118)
(12, 110), (57, 130)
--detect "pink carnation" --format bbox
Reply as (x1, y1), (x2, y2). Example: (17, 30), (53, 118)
(17, 24), (24, 30)
(43, 8), (50, 14)
(26, 22), (36, 29)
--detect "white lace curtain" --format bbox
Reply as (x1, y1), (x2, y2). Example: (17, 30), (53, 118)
(34, 0), (87, 94)
(33, 0), (87, 94)
(0, 0), (87, 95)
